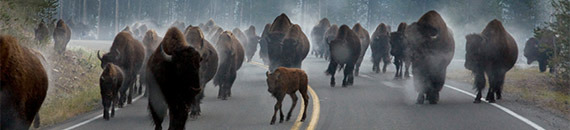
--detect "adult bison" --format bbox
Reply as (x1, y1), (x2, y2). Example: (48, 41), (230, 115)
(232, 28), (249, 48)
(35, 21), (50, 42)
(323, 24), (340, 61)
(266, 14), (310, 71)
(146, 27), (201, 130)
(370, 23), (391, 73)
(98, 32), (145, 107)
(207, 26), (224, 45)
(99, 63), (124, 120)
(1, 35), (48, 129)
(244, 25), (261, 62)
(53, 19), (71, 54)
(214, 31), (245, 100)
(184, 26), (219, 117)
(405, 11), (455, 104)
(352, 23), (370, 76)
(465, 19), (518, 103)
(326, 25), (361, 87)
(259, 23), (272, 65)
(391, 23), (412, 78)
(171, 20), (186, 31)
(140, 29), (162, 95)
(524, 29), (556, 73)
(310, 18), (331, 58)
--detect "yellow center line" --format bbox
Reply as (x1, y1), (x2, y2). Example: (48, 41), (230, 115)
(249, 61), (320, 130)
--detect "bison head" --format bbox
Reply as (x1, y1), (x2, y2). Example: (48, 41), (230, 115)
(464, 34), (486, 71)
(159, 43), (202, 92)
(523, 38), (539, 64)
(98, 50), (120, 69)
(266, 70), (282, 97)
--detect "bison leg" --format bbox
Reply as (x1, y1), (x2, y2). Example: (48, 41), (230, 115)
(191, 90), (205, 118)
(345, 63), (355, 86)
(355, 59), (362, 76)
(394, 58), (401, 78)
(270, 95), (284, 125)
(33, 114), (40, 128)
(326, 62), (338, 87)
(286, 93), (298, 121)
(538, 59), (547, 72)
(372, 58), (380, 73)
(490, 71), (506, 101)
(404, 60), (411, 78)
(414, 75), (426, 104)
(127, 79), (135, 104)
(168, 103), (189, 130)
(300, 89), (309, 122)
(382, 56), (390, 73)
(473, 71), (486, 103)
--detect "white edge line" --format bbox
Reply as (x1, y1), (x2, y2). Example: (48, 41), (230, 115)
(63, 94), (145, 130)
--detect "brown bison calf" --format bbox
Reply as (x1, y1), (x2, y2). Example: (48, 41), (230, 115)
(1, 35), (49, 129)
(266, 67), (309, 125)
(99, 63), (124, 120)
(465, 19), (518, 103)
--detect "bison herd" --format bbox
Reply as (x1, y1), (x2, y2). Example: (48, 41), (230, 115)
(0, 10), (559, 129)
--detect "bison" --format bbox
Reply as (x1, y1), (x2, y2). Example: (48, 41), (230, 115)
(99, 63), (124, 120)
(524, 29), (556, 73)
(184, 26), (219, 117)
(171, 20), (186, 31)
(323, 24), (340, 61)
(259, 23), (272, 65)
(244, 25), (261, 62)
(98, 32), (145, 107)
(35, 21), (50, 43)
(266, 67), (309, 125)
(352, 23), (370, 76)
(405, 11), (455, 104)
(1, 35), (49, 129)
(207, 26), (224, 45)
(390, 23), (412, 78)
(266, 14), (310, 71)
(232, 28), (249, 48)
(310, 18), (331, 59)
(214, 31), (245, 100)
(139, 29), (162, 95)
(326, 25), (361, 87)
(53, 19), (71, 54)
(370, 23), (391, 74)
(465, 19), (518, 103)
(146, 27), (202, 130)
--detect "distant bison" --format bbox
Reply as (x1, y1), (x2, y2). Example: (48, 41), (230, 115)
(405, 11), (455, 104)
(259, 23), (272, 65)
(391, 23), (412, 78)
(324, 24), (340, 61)
(140, 30), (162, 95)
(1, 35), (48, 129)
(99, 63), (124, 120)
(184, 26), (219, 117)
(98, 32), (145, 107)
(310, 18), (331, 59)
(266, 67), (309, 125)
(326, 25), (361, 87)
(244, 25), (261, 62)
(53, 19), (71, 54)
(370, 23), (391, 73)
(524, 29), (556, 73)
(352, 23), (370, 76)
(465, 19), (518, 103)
(146, 27), (201, 130)
(232, 28), (249, 48)
(214, 31), (245, 100)
(266, 14), (310, 71)
(35, 21), (50, 42)
(171, 20), (186, 31)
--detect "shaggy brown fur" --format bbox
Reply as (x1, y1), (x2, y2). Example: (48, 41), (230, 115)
(267, 14), (310, 71)
(214, 31), (245, 100)
(370, 23), (391, 74)
(310, 18), (331, 59)
(326, 25), (361, 87)
(465, 19), (518, 103)
(1, 35), (48, 129)
(244, 25), (261, 62)
(99, 63), (124, 120)
(391, 22), (412, 78)
(323, 24), (339, 61)
(35, 21), (50, 42)
(266, 67), (309, 125)
(97, 32), (145, 106)
(259, 23), (272, 65)
(184, 26), (219, 117)
(352, 23), (370, 76)
(405, 11), (455, 104)
(53, 19), (71, 54)
(146, 27), (201, 130)
(524, 30), (556, 73)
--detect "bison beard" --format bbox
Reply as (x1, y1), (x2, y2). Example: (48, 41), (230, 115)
(147, 27), (201, 130)
(326, 25), (361, 87)
(266, 67), (309, 125)
(1, 35), (49, 129)
(465, 19), (518, 103)
(405, 11), (455, 104)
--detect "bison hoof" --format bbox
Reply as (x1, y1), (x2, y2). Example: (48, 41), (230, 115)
(488, 99), (496, 103)
(429, 100), (438, 104)
(270, 121), (275, 125)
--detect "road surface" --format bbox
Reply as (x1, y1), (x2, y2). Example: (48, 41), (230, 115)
(45, 40), (569, 130)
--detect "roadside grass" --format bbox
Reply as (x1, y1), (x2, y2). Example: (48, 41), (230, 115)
(447, 66), (570, 120)
(36, 47), (103, 127)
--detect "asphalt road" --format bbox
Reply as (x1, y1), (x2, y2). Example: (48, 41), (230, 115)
(46, 40), (569, 130)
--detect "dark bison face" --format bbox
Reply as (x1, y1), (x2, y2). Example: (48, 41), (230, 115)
(523, 38), (539, 64)
(99, 72), (114, 120)
(265, 71), (281, 96)
(405, 23), (439, 47)
(464, 34), (486, 71)
(97, 50), (120, 69)
(160, 44), (202, 92)
(390, 32), (405, 55)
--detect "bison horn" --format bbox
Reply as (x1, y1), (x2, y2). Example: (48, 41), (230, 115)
(160, 44), (172, 62)
(115, 49), (121, 61)
(97, 50), (102, 60)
